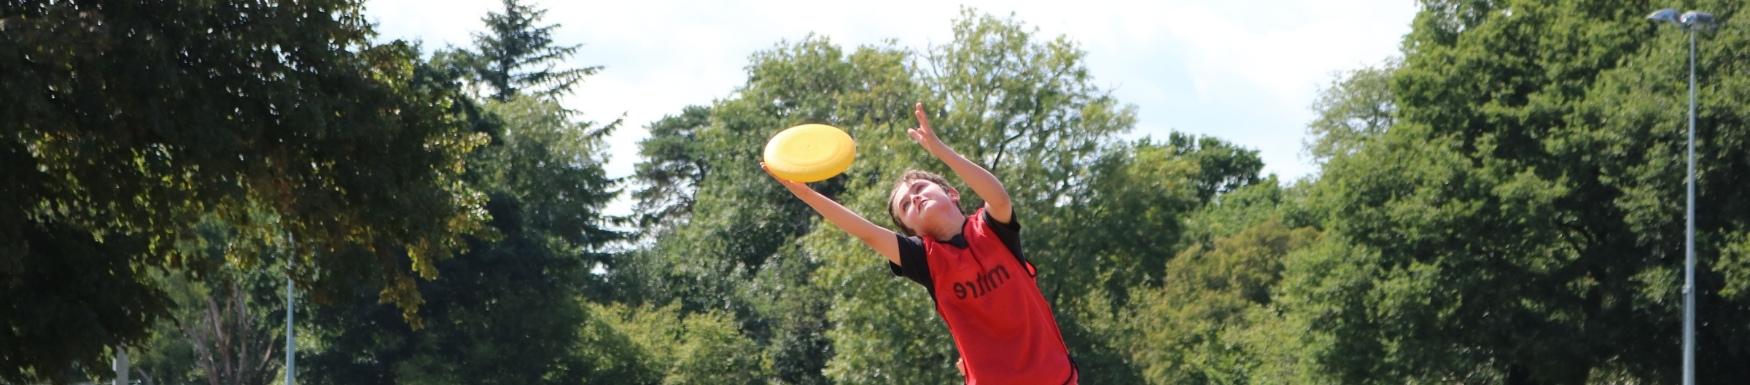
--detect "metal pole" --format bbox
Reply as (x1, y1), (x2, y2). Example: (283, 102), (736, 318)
(1682, 28), (1697, 385)
(285, 238), (296, 385)
(113, 347), (128, 385)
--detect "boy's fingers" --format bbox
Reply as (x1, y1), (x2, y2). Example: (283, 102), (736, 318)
(762, 162), (801, 185)
(914, 102), (931, 131)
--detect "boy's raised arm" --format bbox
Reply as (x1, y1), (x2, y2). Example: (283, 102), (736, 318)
(763, 163), (903, 265)
(908, 102), (1014, 223)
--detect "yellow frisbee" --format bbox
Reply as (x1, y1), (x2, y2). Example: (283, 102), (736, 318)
(763, 124), (856, 182)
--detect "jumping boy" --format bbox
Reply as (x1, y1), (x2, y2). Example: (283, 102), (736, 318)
(763, 102), (1077, 384)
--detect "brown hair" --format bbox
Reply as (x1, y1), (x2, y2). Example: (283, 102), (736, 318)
(887, 170), (957, 236)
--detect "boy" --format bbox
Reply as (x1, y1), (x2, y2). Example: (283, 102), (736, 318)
(763, 103), (1077, 384)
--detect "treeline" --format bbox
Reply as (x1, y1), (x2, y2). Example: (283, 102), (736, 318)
(4, 1), (1749, 385)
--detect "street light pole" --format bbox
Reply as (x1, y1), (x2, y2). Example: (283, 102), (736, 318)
(285, 235), (297, 385)
(1682, 24), (1696, 385)
(1647, 8), (1711, 385)
(286, 270), (295, 385)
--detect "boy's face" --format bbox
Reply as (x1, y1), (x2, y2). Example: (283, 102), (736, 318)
(890, 179), (962, 237)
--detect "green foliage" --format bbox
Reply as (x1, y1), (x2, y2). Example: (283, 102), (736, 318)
(1720, 232), (1750, 300)
(472, 96), (623, 294)
(179, 274), (282, 385)
(1117, 180), (1319, 385)
(623, 34), (930, 384)
(0, 0), (489, 381)
(586, 303), (769, 385)
(666, 312), (770, 385)
(24, 2), (1750, 384)
(466, 0), (601, 100)
(633, 106), (713, 232)
(121, 215), (292, 385)
(297, 199), (593, 385)
(298, 92), (619, 385)
(923, 8), (1137, 209)
(1286, 1), (1750, 383)
(1306, 61), (1397, 164)
(625, 9), (1276, 384)
(34, 213), (300, 385)
(292, 2), (621, 381)
(811, 193), (958, 385)
(1134, 217), (1317, 385)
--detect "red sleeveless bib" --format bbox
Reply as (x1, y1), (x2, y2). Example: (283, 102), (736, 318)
(922, 209), (1074, 385)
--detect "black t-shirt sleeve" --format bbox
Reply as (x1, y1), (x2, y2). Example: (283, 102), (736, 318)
(887, 234), (932, 288)
(983, 210), (1024, 262)
(984, 209), (1037, 277)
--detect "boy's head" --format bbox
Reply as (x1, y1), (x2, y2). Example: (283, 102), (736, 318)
(887, 170), (962, 237)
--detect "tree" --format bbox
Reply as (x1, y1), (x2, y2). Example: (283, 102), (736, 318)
(820, 10), (1184, 384)
(128, 220), (286, 385)
(297, 0), (622, 381)
(1306, 61), (1397, 164)
(1127, 182), (1319, 385)
(470, 96), (622, 290)
(627, 35), (929, 384)
(0, 1), (488, 381)
(632, 106), (713, 233)
(468, 0), (600, 100)
(1033, 135), (1267, 384)
(1285, 1), (1750, 383)
(621, 8), (1286, 384)
(584, 303), (770, 385)
(1046, 139), (1202, 311)
(182, 277), (279, 385)
(921, 8), (1136, 211)
(299, 95), (620, 385)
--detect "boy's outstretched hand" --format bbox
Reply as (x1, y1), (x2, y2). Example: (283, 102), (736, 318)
(903, 100), (1014, 223)
(908, 102), (945, 152)
(761, 161), (806, 190)
(762, 160), (905, 265)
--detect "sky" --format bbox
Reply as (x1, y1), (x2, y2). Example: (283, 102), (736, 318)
(363, 0), (1419, 214)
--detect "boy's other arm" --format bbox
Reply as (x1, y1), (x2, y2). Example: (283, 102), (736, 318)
(763, 163), (903, 265)
(909, 102), (1014, 223)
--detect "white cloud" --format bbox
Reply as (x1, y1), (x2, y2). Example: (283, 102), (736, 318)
(364, 0), (1418, 215)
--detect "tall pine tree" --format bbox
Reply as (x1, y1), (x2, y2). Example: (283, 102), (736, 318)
(469, 0), (599, 101)
(300, 1), (626, 383)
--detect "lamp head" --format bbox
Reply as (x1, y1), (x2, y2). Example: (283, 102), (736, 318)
(1648, 8), (1680, 24)
(1679, 11), (1715, 28)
